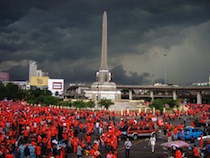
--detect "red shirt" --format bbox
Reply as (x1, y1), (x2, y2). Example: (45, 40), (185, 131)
(175, 149), (182, 158)
(168, 131), (172, 137)
(5, 154), (14, 158)
(23, 129), (28, 137)
(193, 147), (199, 156)
(174, 128), (178, 135)
(36, 145), (42, 156)
(86, 135), (91, 143)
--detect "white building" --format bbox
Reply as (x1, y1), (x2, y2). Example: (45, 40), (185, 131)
(48, 79), (64, 97)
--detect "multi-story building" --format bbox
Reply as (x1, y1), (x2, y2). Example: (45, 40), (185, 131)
(29, 60), (38, 83)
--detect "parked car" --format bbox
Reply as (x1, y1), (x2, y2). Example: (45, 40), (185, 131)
(178, 126), (203, 140)
(124, 125), (157, 140)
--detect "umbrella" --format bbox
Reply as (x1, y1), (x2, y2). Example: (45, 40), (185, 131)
(198, 135), (210, 145)
(197, 135), (210, 140)
(161, 141), (190, 148)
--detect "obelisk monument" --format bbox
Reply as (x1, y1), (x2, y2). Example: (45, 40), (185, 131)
(92, 11), (115, 87)
(97, 11), (110, 83)
(85, 11), (121, 102)
(100, 11), (108, 71)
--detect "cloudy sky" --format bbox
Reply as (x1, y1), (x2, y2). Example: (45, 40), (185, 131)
(0, 0), (210, 88)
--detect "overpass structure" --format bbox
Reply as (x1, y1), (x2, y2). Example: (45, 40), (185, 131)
(116, 85), (210, 104)
(66, 84), (210, 104)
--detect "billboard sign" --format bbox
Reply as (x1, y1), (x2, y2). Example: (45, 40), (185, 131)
(52, 82), (62, 90)
(30, 76), (49, 86)
(48, 79), (64, 96)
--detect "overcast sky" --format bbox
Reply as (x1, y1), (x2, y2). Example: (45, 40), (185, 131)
(0, 0), (210, 88)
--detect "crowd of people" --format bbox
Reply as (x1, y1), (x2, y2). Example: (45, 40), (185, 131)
(0, 100), (125, 158)
(161, 104), (210, 158)
(0, 100), (210, 158)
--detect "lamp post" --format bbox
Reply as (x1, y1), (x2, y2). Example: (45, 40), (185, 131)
(163, 50), (167, 85)
(96, 84), (99, 110)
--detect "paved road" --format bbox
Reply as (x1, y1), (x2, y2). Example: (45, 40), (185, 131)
(116, 137), (164, 158)
(68, 116), (196, 158)
(116, 116), (198, 158)
(68, 133), (170, 158)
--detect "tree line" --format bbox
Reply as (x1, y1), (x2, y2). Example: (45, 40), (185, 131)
(0, 82), (114, 109)
(0, 82), (181, 110)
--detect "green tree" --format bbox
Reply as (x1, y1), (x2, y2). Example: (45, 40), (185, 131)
(55, 91), (59, 97)
(25, 88), (52, 103)
(98, 99), (114, 109)
(72, 100), (86, 109)
(150, 99), (164, 110)
(59, 100), (71, 107)
(0, 83), (6, 100)
(43, 95), (59, 106)
(165, 99), (180, 109)
(86, 100), (95, 108)
(4, 83), (24, 100)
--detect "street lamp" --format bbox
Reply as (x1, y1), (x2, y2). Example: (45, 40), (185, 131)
(96, 84), (99, 110)
(163, 50), (167, 85)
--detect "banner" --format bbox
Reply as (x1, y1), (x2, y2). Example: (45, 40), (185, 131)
(30, 76), (49, 86)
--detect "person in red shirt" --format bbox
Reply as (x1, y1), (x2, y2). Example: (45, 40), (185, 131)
(37, 134), (42, 144)
(47, 138), (52, 156)
(112, 150), (117, 158)
(173, 126), (178, 140)
(175, 148), (182, 158)
(71, 136), (79, 153)
(89, 146), (95, 158)
(167, 130), (172, 142)
(59, 147), (65, 158)
(79, 138), (86, 149)
(193, 144), (199, 158)
(93, 150), (100, 158)
(23, 127), (29, 142)
(36, 144), (42, 158)
(86, 134), (91, 147)
(4, 147), (14, 158)
(79, 122), (83, 134)
(5, 153), (14, 158)
(93, 142), (99, 151)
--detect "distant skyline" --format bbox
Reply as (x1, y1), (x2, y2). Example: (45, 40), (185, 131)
(0, 0), (210, 87)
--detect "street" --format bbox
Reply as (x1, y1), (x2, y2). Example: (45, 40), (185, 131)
(68, 115), (196, 158)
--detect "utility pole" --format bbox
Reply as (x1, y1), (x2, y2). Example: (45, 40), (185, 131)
(163, 50), (167, 85)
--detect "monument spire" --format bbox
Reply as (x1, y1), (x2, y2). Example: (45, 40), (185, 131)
(85, 11), (121, 104)
(100, 11), (108, 70)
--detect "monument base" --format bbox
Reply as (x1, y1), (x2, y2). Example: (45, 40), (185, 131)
(84, 82), (121, 101)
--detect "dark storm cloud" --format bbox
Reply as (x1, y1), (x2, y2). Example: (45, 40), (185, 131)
(8, 64), (28, 81)
(0, 0), (62, 26)
(1, 4), (101, 62)
(107, 0), (210, 56)
(60, 65), (96, 84)
(111, 65), (151, 85)
(0, 0), (210, 87)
